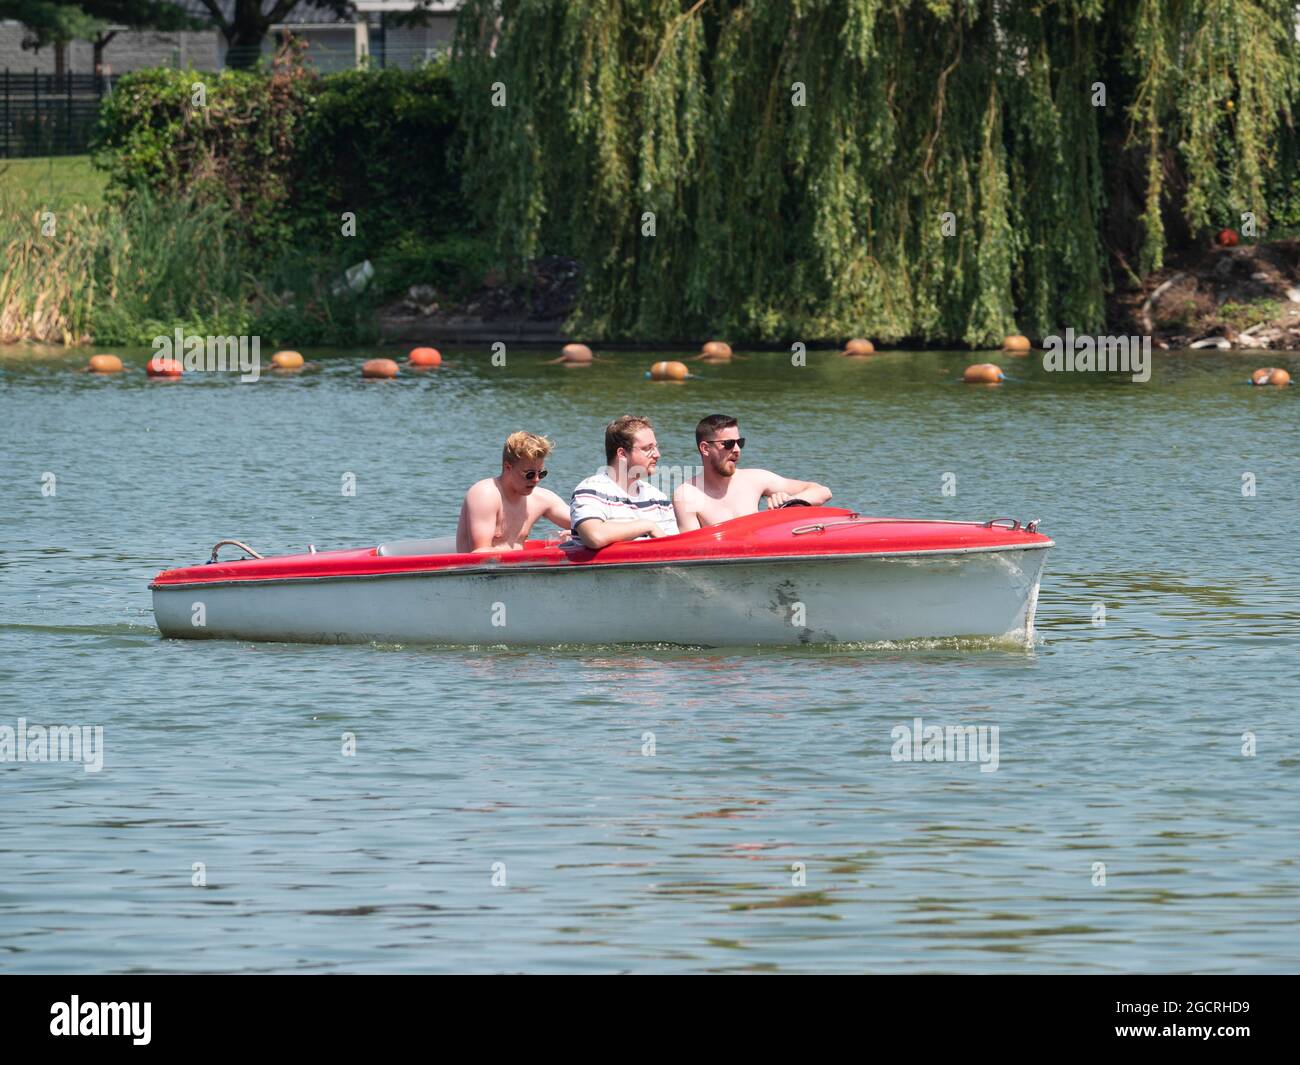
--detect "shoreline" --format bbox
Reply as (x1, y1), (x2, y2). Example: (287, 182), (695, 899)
(378, 238), (1300, 352)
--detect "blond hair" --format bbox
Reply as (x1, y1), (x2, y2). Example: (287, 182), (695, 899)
(502, 431), (553, 466)
(604, 415), (654, 463)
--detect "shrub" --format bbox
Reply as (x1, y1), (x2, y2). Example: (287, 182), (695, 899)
(93, 55), (469, 258)
(92, 43), (318, 249)
(290, 63), (465, 257)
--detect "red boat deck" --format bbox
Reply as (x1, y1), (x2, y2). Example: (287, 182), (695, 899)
(152, 507), (1053, 588)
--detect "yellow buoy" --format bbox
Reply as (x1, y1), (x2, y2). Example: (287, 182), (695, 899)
(362, 358), (399, 379)
(87, 354), (123, 373)
(842, 338), (875, 357)
(650, 360), (690, 381)
(271, 350), (304, 370)
(1002, 335), (1032, 354)
(963, 362), (1004, 384)
(1251, 367), (1291, 387)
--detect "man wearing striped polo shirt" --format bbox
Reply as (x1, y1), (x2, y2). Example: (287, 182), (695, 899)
(570, 415), (679, 548)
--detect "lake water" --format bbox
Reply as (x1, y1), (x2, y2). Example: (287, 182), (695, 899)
(1, 346), (1297, 973)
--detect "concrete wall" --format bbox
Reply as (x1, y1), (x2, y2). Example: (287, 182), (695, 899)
(383, 16), (457, 68)
(0, 23), (222, 74)
(0, 14), (457, 75)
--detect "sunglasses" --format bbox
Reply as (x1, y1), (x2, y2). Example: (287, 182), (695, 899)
(520, 469), (549, 482)
(705, 438), (745, 451)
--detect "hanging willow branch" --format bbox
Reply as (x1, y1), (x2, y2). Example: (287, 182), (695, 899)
(453, 0), (1300, 344)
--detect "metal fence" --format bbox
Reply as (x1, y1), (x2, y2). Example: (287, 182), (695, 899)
(0, 71), (112, 159)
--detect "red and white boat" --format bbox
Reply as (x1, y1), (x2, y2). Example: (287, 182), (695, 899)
(150, 507), (1053, 647)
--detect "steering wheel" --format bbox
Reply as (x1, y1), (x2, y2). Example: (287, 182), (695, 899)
(777, 498), (812, 508)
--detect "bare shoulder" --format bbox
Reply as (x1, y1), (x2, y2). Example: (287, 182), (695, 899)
(736, 467), (778, 486)
(531, 486), (566, 509)
(673, 478), (704, 503)
(464, 478), (501, 504)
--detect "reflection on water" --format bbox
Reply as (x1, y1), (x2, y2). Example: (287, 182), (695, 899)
(0, 348), (1297, 972)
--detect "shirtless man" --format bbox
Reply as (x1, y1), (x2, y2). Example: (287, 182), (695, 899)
(672, 414), (832, 532)
(455, 431), (571, 552)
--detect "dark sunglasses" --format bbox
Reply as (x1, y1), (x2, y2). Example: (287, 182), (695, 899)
(521, 469), (549, 481)
(705, 438), (745, 451)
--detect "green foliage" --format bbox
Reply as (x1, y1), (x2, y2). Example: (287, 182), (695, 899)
(1, 179), (383, 346)
(371, 231), (493, 299)
(92, 47), (317, 247)
(88, 192), (251, 344)
(91, 55), (478, 306)
(453, 0), (1300, 344)
(0, 0), (104, 47)
(290, 63), (466, 260)
(13, 52), (483, 346)
(1, 189), (251, 344)
(1217, 299), (1281, 331)
(247, 251), (382, 347)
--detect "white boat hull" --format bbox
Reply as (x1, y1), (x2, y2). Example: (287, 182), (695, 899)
(152, 547), (1048, 647)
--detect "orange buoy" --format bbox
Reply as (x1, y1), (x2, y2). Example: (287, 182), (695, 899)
(701, 340), (732, 359)
(649, 360), (690, 381)
(1251, 367), (1291, 387)
(842, 338), (875, 357)
(146, 356), (183, 378)
(87, 354), (123, 374)
(560, 343), (594, 364)
(409, 346), (442, 368)
(963, 362), (1004, 384)
(362, 358), (399, 379)
(271, 350), (304, 370)
(1002, 335), (1031, 354)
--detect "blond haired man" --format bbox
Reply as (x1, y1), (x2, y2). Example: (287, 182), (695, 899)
(569, 415), (679, 549)
(456, 432), (572, 552)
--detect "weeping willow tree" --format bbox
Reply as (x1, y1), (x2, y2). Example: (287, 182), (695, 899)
(452, 0), (1300, 344)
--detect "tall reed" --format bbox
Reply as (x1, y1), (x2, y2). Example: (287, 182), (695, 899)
(0, 201), (99, 345)
(1, 188), (376, 346)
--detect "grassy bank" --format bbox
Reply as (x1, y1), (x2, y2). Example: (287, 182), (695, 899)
(1, 160), (379, 347)
(1, 142), (486, 347)
(0, 155), (108, 211)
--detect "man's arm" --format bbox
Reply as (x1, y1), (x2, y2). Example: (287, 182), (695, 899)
(576, 518), (664, 549)
(461, 481), (502, 552)
(538, 489), (572, 536)
(672, 484), (703, 533)
(757, 470), (832, 508)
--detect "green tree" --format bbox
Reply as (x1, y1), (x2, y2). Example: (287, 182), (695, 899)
(452, 0), (1300, 344)
(1, 0), (105, 74)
